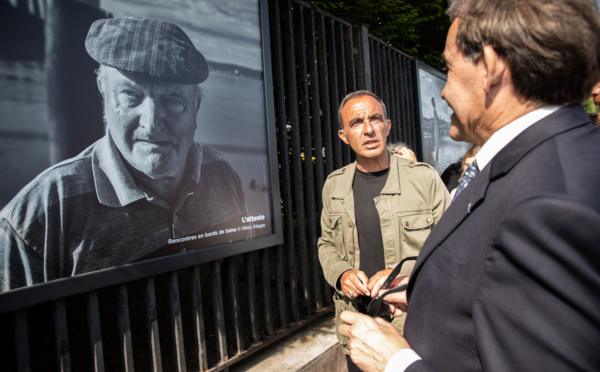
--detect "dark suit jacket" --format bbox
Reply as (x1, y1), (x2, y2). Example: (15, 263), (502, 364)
(404, 106), (600, 372)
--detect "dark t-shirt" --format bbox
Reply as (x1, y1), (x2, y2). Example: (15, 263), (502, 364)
(353, 168), (389, 278)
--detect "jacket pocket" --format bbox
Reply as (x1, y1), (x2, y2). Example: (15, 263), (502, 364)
(398, 211), (434, 259)
(333, 292), (351, 349)
(329, 214), (347, 260)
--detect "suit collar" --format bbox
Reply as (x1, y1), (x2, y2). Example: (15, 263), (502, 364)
(489, 105), (589, 181)
(476, 105), (561, 171)
(409, 105), (590, 290)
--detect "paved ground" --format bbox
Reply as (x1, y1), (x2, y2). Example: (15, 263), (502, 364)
(232, 315), (347, 372)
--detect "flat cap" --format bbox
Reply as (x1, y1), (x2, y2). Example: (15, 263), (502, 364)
(85, 17), (208, 84)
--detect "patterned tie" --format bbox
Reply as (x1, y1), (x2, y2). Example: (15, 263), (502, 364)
(453, 160), (479, 201)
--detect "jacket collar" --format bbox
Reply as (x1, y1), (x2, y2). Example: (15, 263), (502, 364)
(330, 152), (403, 200)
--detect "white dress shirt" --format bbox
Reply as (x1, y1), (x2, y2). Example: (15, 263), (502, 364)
(384, 105), (561, 372)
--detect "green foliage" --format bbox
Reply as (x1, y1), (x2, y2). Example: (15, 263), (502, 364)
(306, 0), (450, 70)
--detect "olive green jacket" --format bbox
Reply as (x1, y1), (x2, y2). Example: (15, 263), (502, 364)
(317, 154), (450, 347)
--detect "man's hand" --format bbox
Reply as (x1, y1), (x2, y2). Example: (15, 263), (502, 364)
(367, 268), (394, 297)
(339, 310), (411, 372)
(367, 270), (410, 316)
(379, 275), (410, 316)
(340, 269), (369, 298)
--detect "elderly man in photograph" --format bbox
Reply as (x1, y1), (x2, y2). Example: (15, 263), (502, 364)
(0, 17), (248, 292)
(339, 0), (600, 371)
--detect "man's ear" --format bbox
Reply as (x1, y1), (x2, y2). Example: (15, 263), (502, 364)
(194, 86), (202, 111)
(385, 119), (392, 137)
(482, 45), (506, 93)
(338, 128), (348, 144)
(96, 75), (105, 97)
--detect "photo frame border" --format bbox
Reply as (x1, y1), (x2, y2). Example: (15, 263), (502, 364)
(413, 59), (448, 168)
(0, 0), (283, 313)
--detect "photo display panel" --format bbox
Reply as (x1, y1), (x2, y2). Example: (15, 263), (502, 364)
(415, 61), (471, 174)
(0, 0), (281, 296)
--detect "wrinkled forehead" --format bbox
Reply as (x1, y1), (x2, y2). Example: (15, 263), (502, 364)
(103, 66), (197, 96)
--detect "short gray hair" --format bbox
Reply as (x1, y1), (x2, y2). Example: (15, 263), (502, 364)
(337, 90), (388, 128)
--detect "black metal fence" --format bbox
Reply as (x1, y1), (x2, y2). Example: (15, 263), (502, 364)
(0, 0), (421, 370)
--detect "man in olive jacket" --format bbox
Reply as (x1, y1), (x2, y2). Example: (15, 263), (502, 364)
(317, 90), (449, 370)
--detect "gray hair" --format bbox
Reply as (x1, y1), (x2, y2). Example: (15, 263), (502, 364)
(337, 90), (388, 128)
(388, 141), (409, 149)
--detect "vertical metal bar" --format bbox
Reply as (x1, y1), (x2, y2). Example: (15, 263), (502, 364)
(405, 56), (417, 149)
(370, 39), (378, 94)
(399, 55), (409, 144)
(260, 249), (274, 335)
(211, 260), (228, 363)
(391, 53), (403, 142)
(358, 25), (372, 91)
(246, 252), (260, 342)
(386, 48), (400, 142)
(407, 57), (419, 150)
(305, 7), (323, 311)
(315, 13), (334, 307)
(53, 299), (71, 372)
(285, 0), (310, 317)
(190, 267), (208, 371)
(392, 53), (400, 143)
(384, 47), (392, 118)
(309, 8), (325, 212)
(380, 45), (391, 141)
(168, 272), (187, 372)
(314, 12), (334, 306)
(399, 54), (410, 145)
(87, 291), (105, 372)
(398, 55), (410, 147)
(14, 311), (31, 372)
(118, 285), (135, 372)
(318, 14), (335, 178)
(388, 50), (398, 142)
(272, 0), (297, 324)
(393, 52), (402, 143)
(225, 257), (243, 355)
(376, 43), (384, 103)
(274, 243), (289, 327)
(145, 278), (163, 372)
(368, 38), (375, 94)
(298, 5), (318, 313)
(337, 22), (351, 164)
(345, 24), (357, 91)
(327, 18), (343, 169)
(399, 53), (408, 143)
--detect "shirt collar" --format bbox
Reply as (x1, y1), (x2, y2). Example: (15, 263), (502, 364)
(92, 135), (203, 207)
(475, 105), (562, 171)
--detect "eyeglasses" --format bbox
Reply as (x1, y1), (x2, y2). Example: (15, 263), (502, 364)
(353, 256), (417, 319)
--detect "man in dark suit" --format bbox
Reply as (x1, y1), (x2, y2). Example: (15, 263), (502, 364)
(339, 0), (600, 371)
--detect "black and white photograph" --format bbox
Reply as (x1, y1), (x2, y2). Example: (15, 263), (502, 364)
(415, 61), (470, 174)
(0, 0), (279, 292)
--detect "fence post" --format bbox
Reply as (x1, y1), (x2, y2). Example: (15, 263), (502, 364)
(356, 25), (372, 91)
